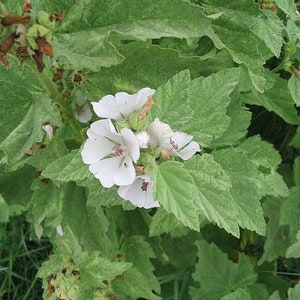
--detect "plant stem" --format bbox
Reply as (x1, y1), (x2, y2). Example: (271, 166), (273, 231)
(25, 59), (82, 139)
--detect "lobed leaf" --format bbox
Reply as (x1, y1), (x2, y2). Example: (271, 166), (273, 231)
(185, 154), (240, 237)
(190, 240), (257, 299)
(152, 161), (200, 231)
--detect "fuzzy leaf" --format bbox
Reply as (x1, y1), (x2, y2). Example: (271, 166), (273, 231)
(152, 161), (200, 231)
(185, 154), (240, 238)
(242, 72), (299, 125)
(213, 147), (266, 236)
(280, 187), (300, 238)
(274, 0), (297, 18)
(54, 0), (215, 71)
(288, 282), (300, 299)
(288, 74), (300, 107)
(286, 230), (300, 258)
(42, 149), (91, 184)
(151, 69), (193, 131)
(202, 0), (267, 92)
(184, 68), (239, 147)
(113, 236), (160, 300)
(250, 10), (284, 58)
(190, 240), (257, 299)
(258, 196), (289, 264)
(0, 95), (62, 166)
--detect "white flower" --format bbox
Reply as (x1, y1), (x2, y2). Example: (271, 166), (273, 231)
(91, 87), (155, 121)
(162, 131), (200, 160)
(147, 118), (173, 148)
(81, 119), (140, 188)
(42, 124), (53, 139)
(136, 131), (149, 148)
(118, 174), (160, 209)
(74, 91), (92, 123)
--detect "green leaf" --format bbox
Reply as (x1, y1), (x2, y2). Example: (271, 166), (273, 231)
(0, 95), (63, 166)
(151, 69), (193, 131)
(149, 208), (191, 237)
(27, 139), (69, 171)
(280, 187), (300, 238)
(42, 149), (91, 184)
(288, 282), (300, 300)
(202, 0), (268, 92)
(185, 154), (240, 238)
(294, 156), (300, 186)
(288, 74), (300, 106)
(242, 72), (299, 125)
(190, 240), (257, 300)
(209, 90), (252, 148)
(290, 126), (300, 148)
(28, 180), (64, 238)
(0, 194), (10, 223)
(113, 236), (160, 300)
(213, 146), (266, 236)
(268, 291), (282, 300)
(250, 10), (284, 58)
(238, 136), (289, 198)
(60, 0), (212, 38)
(221, 288), (251, 300)
(274, 0), (297, 18)
(152, 161), (200, 231)
(0, 164), (35, 208)
(84, 42), (233, 100)
(184, 68), (239, 147)
(286, 230), (300, 258)
(54, 0), (215, 71)
(258, 196), (289, 264)
(80, 252), (131, 288)
(52, 33), (123, 72)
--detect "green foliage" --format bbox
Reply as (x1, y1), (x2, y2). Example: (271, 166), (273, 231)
(0, 0), (300, 299)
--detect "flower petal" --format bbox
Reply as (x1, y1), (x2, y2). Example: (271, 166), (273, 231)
(81, 138), (115, 164)
(115, 92), (137, 119)
(78, 105), (92, 123)
(89, 157), (121, 188)
(148, 118), (173, 148)
(118, 175), (159, 208)
(114, 156), (136, 186)
(121, 128), (140, 162)
(171, 132), (193, 149)
(90, 119), (123, 143)
(92, 95), (122, 120)
(178, 141), (201, 160)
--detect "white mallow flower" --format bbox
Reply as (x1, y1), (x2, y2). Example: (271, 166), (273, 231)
(148, 118), (173, 148)
(74, 91), (92, 123)
(81, 119), (140, 188)
(162, 131), (201, 160)
(91, 87), (155, 121)
(136, 132), (149, 148)
(118, 174), (160, 209)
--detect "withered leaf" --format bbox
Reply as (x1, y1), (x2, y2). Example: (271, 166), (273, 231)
(1, 14), (30, 26)
(50, 10), (65, 22)
(36, 36), (53, 58)
(0, 33), (17, 68)
(22, 0), (32, 13)
(33, 50), (45, 72)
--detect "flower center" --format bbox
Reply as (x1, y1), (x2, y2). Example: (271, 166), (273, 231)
(171, 140), (179, 150)
(112, 146), (125, 157)
(141, 180), (149, 192)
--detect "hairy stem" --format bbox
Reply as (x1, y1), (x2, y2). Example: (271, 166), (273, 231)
(25, 59), (82, 139)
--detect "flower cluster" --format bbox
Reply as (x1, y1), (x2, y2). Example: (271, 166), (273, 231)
(81, 88), (200, 208)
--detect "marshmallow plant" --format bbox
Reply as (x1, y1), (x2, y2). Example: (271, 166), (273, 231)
(81, 88), (200, 208)
(1, 1), (298, 300)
